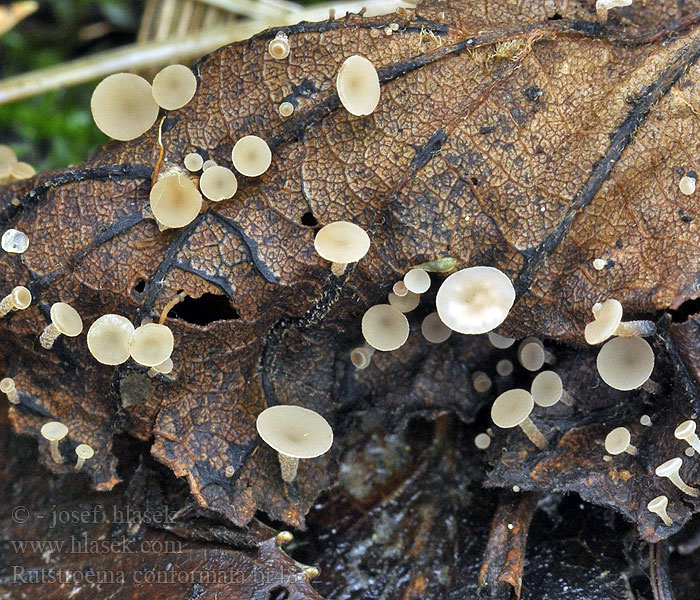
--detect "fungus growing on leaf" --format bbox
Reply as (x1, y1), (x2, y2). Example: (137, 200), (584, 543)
(435, 266), (515, 334)
(2, 229), (29, 254)
(152, 64), (197, 110)
(183, 152), (203, 172)
(404, 268), (431, 294)
(655, 457), (699, 497)
(336, 55), (380, 116)
(268, 31), (290, 60)
(388, 290), (420, 313)
(0, 286), (31, 318)
(129, 323), (175, 367)
(596, 336), (655, 391)
(674, 420), (700, 454)
(40, 421), (68, 463)
(496, 359), (513, 377)
(531, 371), (573, 407)
(592, 258), (606, 270)
(150, 172), (203, 229)
(0, 377), (19, 404)
(421, 312), (452, 343)
(314, 221), (370, 275)
(74, 444), (94, 471)
(199, 165), (238, 201)
(362, 304), (409, 352)
(604, 427), (638, 456)
(256, 405), (333, 482)
(584, 299), (655, 345)
(474, 433), (491, 450)
(90, 73), (159, 141)
(392, 281), (408, 297)
(202, 159), (217, 170)
(517, 337), (545, 372)
(0, 144), (17, 179)
(679, 174), (696, 195)
(231, 135), (272, 177)
(491, 389), (547, 449)
(641, 415), (652, 426)
(279, 101), (294, 117)
(488, 331), (515, 349)
(40, 302), (83, 349)
(148, 358), (174, 378)
(647, 495), (673, 526)
(350, 344), (375, 370)
(596, 0), (633, 20)
(472, 371), (492, 393)
(87, 314), (134, 365)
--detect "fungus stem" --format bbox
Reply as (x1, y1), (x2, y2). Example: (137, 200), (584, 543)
(39, 323), (61, 349)
(278, 453), (299, 482)
(642, 379), (660, 394)
(560, 390), (575, 406)
(519, 418), (547, 450)
(159, 292), (186, 324)
(614, 320), (656, 338)
(75, 456), (87, 471)
(669, 472), (698, 497)
(625, 443), (639, 456)
(331, 262), (348, 277)
(49, 440), (62, 463)
(0, 378), (19, 404)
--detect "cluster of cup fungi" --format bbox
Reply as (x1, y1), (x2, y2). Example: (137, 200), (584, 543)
(0, 21), (695, 532)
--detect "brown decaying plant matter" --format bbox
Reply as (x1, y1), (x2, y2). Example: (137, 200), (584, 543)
(3, 0), (700, 598)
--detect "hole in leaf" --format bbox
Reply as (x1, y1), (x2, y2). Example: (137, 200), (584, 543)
(169, 293), (240, 325)
(670, 297), (700, 323)
(549, 12), (562, 19)
(470, 177), (479, 186)
(133, 279), (146, 293)
(267, 588), (289, 600)
(301, 211), (318, 227)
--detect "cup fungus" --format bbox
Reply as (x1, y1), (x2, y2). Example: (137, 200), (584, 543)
(350, 344), (375, 370)
(404, 268), (431, 294)
(472, 371), (492, 393)
(647, 495), (673, 526)
(388, 291), (420, 313)
(279, 101), (294, 117)
(199, 165), (238, 201)
(0, 144), (17, 178)
(129, 323), (175, 367)
(0, 286), (31, 318)
(531, 371), (573, 407)
(475, 433), (491, 450)
(40, 302), (83, 349)
(596, 336), (655, 391)
(421, 312), (452, 344)
(496, 359), (514, 377)
(362, 305), (409, 352)
(2, 229), (29, 254)
(184, 152), (204, 172)
(0, 377), (19, 404)
(655, 457), (699, 497)
(202, 159), (217, 170)
(392, 281), (408, 297)
(518, 337), (545, 372)
(584, 299), (656, 345)
(687, 448), (696, 458)
(491, 389), (547, 449)
(231, 135), (272, 177)
(10, 162), (35, 181)
(74, 444), (94, 471)
(268, 31), (290, 60)
(593, 258), (607, 271)
(87, 314), (134, 365)
(674, 420), (700, 453)
(336, 55), (381, 116)
(435, 266), (515, 335)
(641, 415), (652, 427)
(148, 358), (174, 378)
(150, 172), (203, 229)
(604, 427), (638, 456)
(680, 174), (696, 196)
(152, 64), (197, 110)
(256, 405), (333, 482)
(91, 73), (159, 141)
(488, 331), (515, 349)
(314, 221), (370, 276)
(40, 421), (69, 463)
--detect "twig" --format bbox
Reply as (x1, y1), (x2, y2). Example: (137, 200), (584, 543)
(649, 542), (676, 600)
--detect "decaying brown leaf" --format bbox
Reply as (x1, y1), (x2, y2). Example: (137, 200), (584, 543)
(4, 0), (700, 596)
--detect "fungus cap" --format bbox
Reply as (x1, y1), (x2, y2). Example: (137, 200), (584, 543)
(268, 32), (290, 60)
(496, 359), (514, 377)
(336, 55), (380, 116)
(488, 332), (515, 349)
(11, 286), (31, 309)
(518, 339), (545, 372)
(87, 314), (134, 365)
(656, 457), (683, 478)
(91, 73), (159, 141)
(150, 173), (203, 228)
(680, 175), (696, 196)
(361, 304), (409, 351)
(41, 421), (68, 442)
(421, 312), (452, 343)
(675, 420), (697, 439)
(129, 323), (175, 367)
(474, 433), (491, 450)
(531, 371), (563, 407)
(0, 377), (14, 394)
(314, 221), (370, 264)
(436, 266), (515, 334)
(584, 299), (623, 344)
(648, 495), (668, 512)
(199, 165), (238, 201)
(404, 269), (431, 294)
(231, 135), (271, 177)
(491, 389), (534, 428)
(604, 427), (632, 455)
(50, 303), (83, 337)
(2, 229), (29, 254)
(202, 159), (217, 170)
(256, 405), (333, 459)
(0, 145), (17, 177)
(75, 444), (95, 460)
(11, 162), (35, 180)
(152, 64), (197, 110)
(388, 291), (420, 313)
(279, 101), (294, 117)
(596, 336), (654, 391)
(184, 152), (203, 172)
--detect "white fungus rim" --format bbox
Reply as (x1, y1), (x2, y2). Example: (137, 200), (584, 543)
(256, 405), (333, 459)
